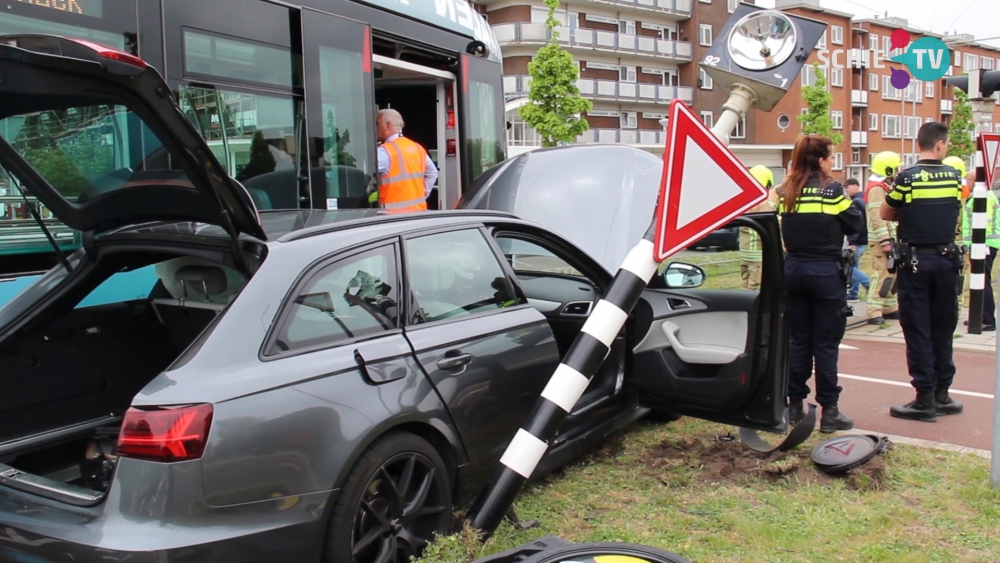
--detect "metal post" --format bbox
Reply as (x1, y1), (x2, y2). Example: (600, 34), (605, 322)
(969, 140), (988, 335)
(994, 297), (1000, 488)
(467, 89), (753, 537)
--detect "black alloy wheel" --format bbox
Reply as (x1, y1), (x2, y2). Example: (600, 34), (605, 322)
(324, 432), (453, 563)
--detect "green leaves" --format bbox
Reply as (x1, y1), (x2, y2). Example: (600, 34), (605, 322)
(949, 87), (975, 162)
(517, 3), (592, 147)
(797, 63), (843, 146)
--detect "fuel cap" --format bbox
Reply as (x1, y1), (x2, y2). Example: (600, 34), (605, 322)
(811, 434), (889, 474)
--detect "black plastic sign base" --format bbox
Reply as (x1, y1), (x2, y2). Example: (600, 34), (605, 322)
(812, 434), (889, 474)
(472, 537), (693, 563)
(739, 403), (817, 453)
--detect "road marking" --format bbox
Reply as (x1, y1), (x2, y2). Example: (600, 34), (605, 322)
(838, 373), (994, 399)
(838, 343), (858, 350)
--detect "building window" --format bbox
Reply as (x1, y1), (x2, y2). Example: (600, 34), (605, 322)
(700, 67), (713, 90)
(995, 123), (1000, 133)
(903, 81), (922, 102)
(833, 152), (844, 170)
(620, 111), (637, 128)
(699, 24), (712, 46)
(620, 65), (637, 83)
(883, 114), (901, 138)
(983, 57), (995, 70)
(904, 116), (921, 139)
(831, 110), (844, 129)
(926, 117), (934, 123)
(619, 19), (636, 35)
(903, 154), (918, 167)
(870, 73), (879, 91)
(870, 113), (878, 131)
(727, 0), (738, 12)
(832, 26), (844, 45)
(966, 53), (978, 70)
(732, 115), (746, 139)
(832, 68), (843, 87)
(954, 51), (961, 67)
(802, 67), (826, 87)
(801, 107), (808, 115)
(883, 76), (902, 100)
(699, 0), (711, 3)
(852, 148), (861, 163)
(926, 82), (935, 98)
(817, 31), (827, 50)
(869, 34), (879, 51)
(882, 36), (891, 54)
(700, 111), (713, 128)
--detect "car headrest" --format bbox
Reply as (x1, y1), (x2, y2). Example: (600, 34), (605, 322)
(175, 265), (228, 296)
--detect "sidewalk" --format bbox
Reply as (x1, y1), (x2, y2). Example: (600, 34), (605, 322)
(844, 301), (997, 353)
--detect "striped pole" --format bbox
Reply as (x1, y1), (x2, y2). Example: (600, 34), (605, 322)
(970, 137), (988, 335)
(467, 222), (661, 536)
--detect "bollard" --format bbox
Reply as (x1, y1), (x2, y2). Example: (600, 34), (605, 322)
(969, 142), (988, 335)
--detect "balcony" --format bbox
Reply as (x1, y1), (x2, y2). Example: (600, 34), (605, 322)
(504, 74), (695, 105)
(492, 22), (693, 62)
(941, 99), (954, 114)
(576, 128), (667, 144)
(583, 0), (692, 18)
(851, 90), (868, 107)
(851, 131), (868, 146)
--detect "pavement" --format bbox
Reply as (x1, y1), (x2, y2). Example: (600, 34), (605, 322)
(799, 301), (998, 454)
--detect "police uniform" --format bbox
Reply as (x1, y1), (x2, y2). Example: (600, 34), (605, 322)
(885, 159), (965, 421)
(781, 175), (864, 432)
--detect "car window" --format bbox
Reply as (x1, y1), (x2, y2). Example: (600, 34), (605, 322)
(407, 229), (519, 324)
(495, 236), (583, 277)
(273, 245), (399, 353)
(76, 265), (158, 309)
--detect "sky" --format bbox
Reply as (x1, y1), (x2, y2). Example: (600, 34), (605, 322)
(755, 0), (1000, 47)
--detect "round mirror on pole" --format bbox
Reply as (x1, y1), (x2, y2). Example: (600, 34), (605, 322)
(727, 11), (798, 71)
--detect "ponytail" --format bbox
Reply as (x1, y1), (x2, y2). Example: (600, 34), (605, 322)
(783, 135), (834, 213)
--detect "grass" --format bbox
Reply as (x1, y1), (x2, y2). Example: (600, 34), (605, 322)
(416, 418), (1000, 563)
(668, 251), (743, 291)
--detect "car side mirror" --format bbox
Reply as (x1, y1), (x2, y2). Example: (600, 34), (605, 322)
(661, 262), (706, 289)
(296, 292), (335, 313)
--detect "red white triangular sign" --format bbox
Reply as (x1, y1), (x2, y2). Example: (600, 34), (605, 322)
(979, 132), (1000, 188)
(653, 99), (768, 262)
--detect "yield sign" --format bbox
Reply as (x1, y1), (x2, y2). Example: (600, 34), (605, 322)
(979, 132), (1000, 188)
(653, 99), (769, 261)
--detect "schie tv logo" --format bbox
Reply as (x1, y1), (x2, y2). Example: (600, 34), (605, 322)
(817, 28), (951, 90)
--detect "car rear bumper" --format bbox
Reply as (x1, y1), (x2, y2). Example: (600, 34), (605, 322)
(0, 486), (334, 562)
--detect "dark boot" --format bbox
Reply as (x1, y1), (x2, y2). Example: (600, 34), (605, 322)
(889, 390), (937, 422)
(788, 402), (804, 426)
(819, 404), (854, 433)
(935, 388), (964, 415)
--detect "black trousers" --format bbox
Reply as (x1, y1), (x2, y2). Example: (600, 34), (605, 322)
(985, 247), (997, 326)
(785, 259), (847, 406)
(897, 253), (959, 392)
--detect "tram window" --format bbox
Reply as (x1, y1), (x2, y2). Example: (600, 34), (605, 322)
(318, 45), (372, 200)
(183, 29), (297, 90)
(468, 79), (503, 179)
(0, 12), (125, 50)
(177, 87), (304, 210)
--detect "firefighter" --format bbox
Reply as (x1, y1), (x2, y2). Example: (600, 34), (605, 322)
(739, 165), (776, 290)
(882, 122), (965, 421)
(961, 176), (1000, 330)
(373, 109), (437, 212)
(780, 135), (864, 432)
(865, 151), (902, 325)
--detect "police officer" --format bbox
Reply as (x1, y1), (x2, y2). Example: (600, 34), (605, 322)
(865, 151), (902, 325)
(881, 122), (965, 421)
(739, 165), (776, 291)
(780, 135), (864, 432)
(945, 155), (973, 295)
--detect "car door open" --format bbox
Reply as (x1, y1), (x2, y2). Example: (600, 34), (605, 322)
(630, 215), (787, 432)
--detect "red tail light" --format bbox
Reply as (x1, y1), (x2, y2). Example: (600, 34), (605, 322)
(66, 37), (148, 68)
(446, 138), (456, 156)
(117, 404), (213, 462)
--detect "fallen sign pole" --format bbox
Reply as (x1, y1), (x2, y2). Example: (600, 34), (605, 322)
(466, 98), (770, 536)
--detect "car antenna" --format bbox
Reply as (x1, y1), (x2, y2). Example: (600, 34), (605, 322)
(13, 178), (72, 273)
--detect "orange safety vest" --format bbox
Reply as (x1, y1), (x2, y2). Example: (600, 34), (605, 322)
(379, 136), (428, 213)
(863, 178), (889, 203)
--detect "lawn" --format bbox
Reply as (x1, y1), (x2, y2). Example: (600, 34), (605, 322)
(417, 417), (1000, 563)
(668, 251), (743, 291)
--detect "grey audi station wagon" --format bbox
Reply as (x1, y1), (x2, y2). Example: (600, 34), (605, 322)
(0, 36), (788, 562)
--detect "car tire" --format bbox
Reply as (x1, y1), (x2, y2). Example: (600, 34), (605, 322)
(323, 432), (453, 563)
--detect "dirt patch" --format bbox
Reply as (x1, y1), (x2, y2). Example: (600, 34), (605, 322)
(643, 434), (888, 491)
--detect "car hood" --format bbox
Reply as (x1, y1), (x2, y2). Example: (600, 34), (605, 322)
(458, 144), (662, 274)
(0, 35), (264, 240)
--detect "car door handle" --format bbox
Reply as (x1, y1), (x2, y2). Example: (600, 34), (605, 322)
(437, 354), (473, 370)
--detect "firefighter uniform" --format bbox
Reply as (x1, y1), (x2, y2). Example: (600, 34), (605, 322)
(781, 176), (864, 433)
(886, 159), (964, 421)
(864, 152), (901, 324)
(739, 165), (776, 290)
(961, 185), (1000, 328)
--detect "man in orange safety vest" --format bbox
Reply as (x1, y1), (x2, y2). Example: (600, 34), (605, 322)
(374, 109), (437, 213)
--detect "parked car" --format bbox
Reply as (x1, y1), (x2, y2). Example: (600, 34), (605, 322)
(0, 36), (788, 563)
(686, 226), (740, 251)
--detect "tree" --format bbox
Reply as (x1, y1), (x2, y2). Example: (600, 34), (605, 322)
(798, 63), (843, 146)
(237, 130), (276, 182)
(517, 0), (592, 147)
(949, 87), (975, 162)
(325, 110), (357, 168)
